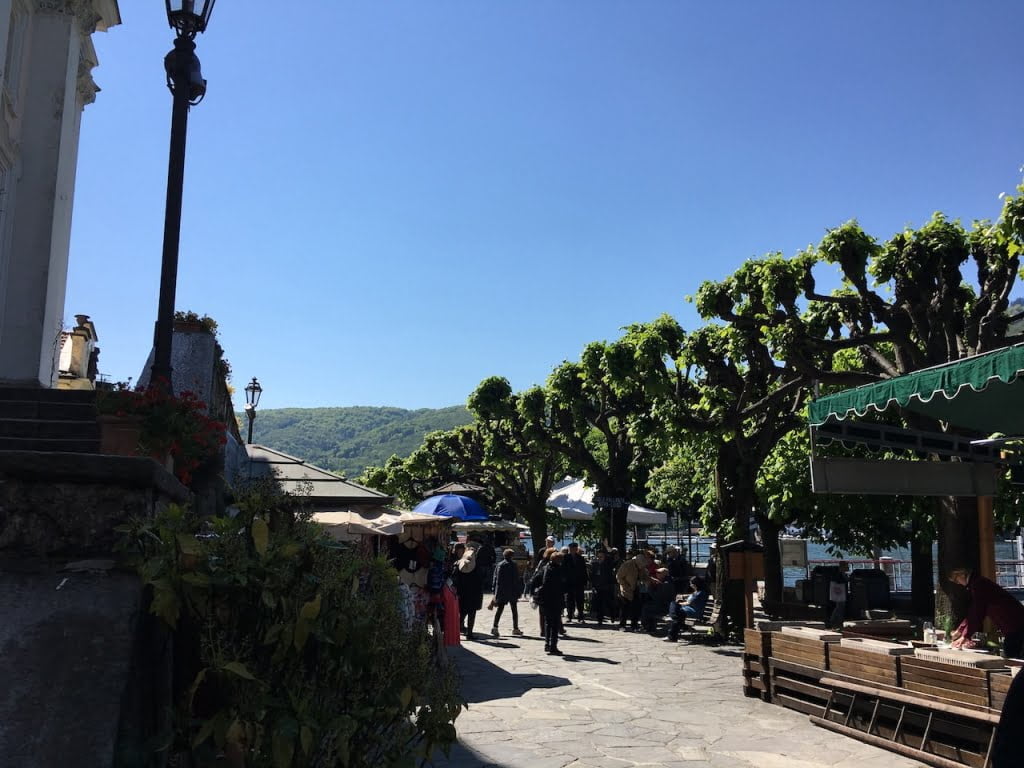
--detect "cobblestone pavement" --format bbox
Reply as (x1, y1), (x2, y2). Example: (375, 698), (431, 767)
(429, 605), (925, 768)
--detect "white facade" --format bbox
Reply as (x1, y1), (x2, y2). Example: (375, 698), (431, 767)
(0, 0), (119, 387)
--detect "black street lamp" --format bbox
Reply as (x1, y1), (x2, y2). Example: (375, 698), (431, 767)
(244, 376), (262, 444)
(150, 0), (216, 391)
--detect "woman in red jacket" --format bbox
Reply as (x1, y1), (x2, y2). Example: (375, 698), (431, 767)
(949, 567), (1024, 658)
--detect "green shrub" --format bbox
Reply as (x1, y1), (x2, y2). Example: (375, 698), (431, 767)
(120, 481), (461, 767)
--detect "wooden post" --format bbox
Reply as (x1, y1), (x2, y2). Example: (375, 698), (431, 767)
(978, 495), (996, 581)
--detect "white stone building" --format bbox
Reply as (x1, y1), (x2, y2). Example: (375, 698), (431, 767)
(0, 0), (120, 387)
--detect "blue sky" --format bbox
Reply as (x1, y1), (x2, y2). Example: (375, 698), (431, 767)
(68, 1), (1024, 410)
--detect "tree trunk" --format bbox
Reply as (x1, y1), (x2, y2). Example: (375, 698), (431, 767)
(712, 448), (757, 635)
(610, 507), (628, 554)
(758, 514), (783, 613)
(936, 495), (979, 629)
(910, 513), (935, 619)
(525, 507), (548, 565)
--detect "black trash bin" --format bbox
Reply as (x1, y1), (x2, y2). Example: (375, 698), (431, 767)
(849, 568), (891, 617)
(810, 565), (841, 606)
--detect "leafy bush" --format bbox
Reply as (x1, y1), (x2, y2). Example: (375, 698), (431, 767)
(120, 482), (461, 767)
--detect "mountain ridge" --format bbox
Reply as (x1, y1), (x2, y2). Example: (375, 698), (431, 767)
(241, 404), (473, 479)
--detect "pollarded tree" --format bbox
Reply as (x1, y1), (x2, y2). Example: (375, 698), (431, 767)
(699, 186), (1024, 619)
(467, 377), (566, 561)
(661, 317), (813, 627)
(521, 315), (687, 554)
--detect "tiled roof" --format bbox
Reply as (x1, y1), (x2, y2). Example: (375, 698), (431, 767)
(244, 444), (393, 505)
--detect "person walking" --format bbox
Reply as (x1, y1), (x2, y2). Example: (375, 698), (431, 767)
(616, 551), (649, 632)
(589, 549), (616, 625)
(541, 551), (568, 655)
(529, 547), (554, 636)
(564, 542), (589, 623)
(828, 561), (849, 629)
(491, 549), (524, 637)
(453, 544), (484, 641)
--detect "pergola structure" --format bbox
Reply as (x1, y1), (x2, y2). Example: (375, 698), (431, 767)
(808, 342), (1024, 580)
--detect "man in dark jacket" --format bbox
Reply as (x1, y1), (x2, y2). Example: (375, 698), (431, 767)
(589, 549), (616, 625)
(491, 549), (523, 638)
(564, 542), (589, 623)
(541, 551), (568, 655)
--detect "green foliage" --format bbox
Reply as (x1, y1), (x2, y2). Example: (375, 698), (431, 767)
(245, 406), (473, 479)
(755, 428), (924, 555)
(174, 310), (219, 336)
(119, 489), (462, 767)
(361, 426), (487, 508)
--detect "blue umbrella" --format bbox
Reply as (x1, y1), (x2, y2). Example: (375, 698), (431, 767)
(412, 493), (488, 521)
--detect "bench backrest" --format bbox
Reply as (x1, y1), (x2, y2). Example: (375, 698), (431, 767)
(702, 599), (717, 623)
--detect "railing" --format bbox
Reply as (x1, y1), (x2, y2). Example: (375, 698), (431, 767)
(806, 559), (1024, 592)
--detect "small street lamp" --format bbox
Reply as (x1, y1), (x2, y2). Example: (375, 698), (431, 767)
(244, 376), (262, 445)
(150, 0), (217, 391)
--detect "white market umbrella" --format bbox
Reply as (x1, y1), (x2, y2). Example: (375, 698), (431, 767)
(546, 477), (669, 525)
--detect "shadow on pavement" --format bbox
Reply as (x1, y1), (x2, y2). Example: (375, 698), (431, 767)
(470, 639), (520, 649)
(561, 653), (620, 664)
(452, 647), (571, 704)
(427, 740), (510, 767)
(709, 648), (743, 658)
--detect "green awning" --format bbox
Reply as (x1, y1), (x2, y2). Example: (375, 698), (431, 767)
(808, 343), (1024, 435)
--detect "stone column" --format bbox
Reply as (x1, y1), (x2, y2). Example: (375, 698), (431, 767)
(0, 0), (109, 387)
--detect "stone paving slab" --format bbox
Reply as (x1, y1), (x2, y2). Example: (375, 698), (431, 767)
(428, 607), (926, 768)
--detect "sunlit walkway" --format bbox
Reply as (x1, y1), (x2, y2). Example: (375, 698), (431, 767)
(429, 602), (926, 768)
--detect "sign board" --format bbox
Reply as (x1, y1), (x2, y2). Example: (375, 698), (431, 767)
(728, 550), (765, 580)
(810, 457), (997, 496)
(593, 496), (628, 509)
(781, 538), (808, 568)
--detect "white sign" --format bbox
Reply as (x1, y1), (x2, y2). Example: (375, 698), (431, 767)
(780, 538), (808, 568)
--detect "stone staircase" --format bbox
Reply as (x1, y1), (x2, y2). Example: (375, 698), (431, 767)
(0, 387), (100, 453)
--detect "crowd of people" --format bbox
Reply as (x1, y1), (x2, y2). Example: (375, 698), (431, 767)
(436, 535), (711, 652)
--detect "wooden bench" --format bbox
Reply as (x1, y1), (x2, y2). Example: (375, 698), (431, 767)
(675, 597), (718, 640)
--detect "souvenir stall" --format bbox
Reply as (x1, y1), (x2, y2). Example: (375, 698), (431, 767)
(313, 507), (453, 628)
(451, 519), (532, 587)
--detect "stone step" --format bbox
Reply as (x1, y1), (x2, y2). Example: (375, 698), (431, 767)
(0, 400), (98, 421)
(0, 387), (96, 404)
(0, 436), (99, 453)
(0, 418), (100, 439)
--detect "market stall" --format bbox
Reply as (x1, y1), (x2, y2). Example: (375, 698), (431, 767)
(761, 344), (1024, 765)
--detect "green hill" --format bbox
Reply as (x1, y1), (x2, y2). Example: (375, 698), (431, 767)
(243, 405), (473, 479)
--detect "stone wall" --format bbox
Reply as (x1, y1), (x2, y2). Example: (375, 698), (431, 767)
(0, 451), (187, 557)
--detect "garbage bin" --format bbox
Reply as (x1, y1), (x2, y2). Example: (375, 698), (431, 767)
(850, 568), (891, 617)
(810, 565), (841, 606)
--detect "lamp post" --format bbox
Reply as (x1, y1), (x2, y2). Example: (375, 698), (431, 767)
(244, 376), (262, 445)
(150, 0), (217, 391)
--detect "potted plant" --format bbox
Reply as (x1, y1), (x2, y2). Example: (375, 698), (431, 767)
(96, 382), (227, 486)
(173, 310), (218, 336)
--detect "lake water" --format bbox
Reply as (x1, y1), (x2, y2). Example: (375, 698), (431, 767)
(526, 534), (1023, 590)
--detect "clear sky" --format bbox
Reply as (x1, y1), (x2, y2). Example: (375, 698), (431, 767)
(68, 1), (1024, 410)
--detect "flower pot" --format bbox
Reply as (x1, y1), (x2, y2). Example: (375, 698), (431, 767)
(98, 414), (144, 456)
(173, 319), (210, 334)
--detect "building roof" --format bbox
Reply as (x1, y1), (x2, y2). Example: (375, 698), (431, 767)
(426, 481), (487, 497)
(244, 444), (393, 506)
